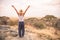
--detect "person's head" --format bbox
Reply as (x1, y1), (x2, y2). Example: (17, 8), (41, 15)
(19, 9), (23, 15)
(19, 9), (23, 13)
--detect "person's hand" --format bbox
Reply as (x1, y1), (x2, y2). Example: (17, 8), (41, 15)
(12, 5), (14, 7)
(28, 5), (30, 8)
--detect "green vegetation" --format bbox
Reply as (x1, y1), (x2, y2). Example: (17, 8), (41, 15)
(33, 22), (45, 29)
(41, 15), (57, 26)
(25, 17), (46, 29)
(24, 17), (39, 25)
(54, 19), (60, 30)
(0, 15), (60, 29)
(42, 15), (57, 21)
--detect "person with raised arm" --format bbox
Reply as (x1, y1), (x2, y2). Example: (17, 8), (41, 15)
(12, 5), (30, 37)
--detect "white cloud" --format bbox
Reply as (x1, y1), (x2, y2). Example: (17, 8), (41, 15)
(0, 0), (60, 17)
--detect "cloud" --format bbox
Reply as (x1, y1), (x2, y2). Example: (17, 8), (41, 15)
(0, 0), (60, 17)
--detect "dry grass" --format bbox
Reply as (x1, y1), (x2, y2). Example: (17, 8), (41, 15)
(10, 25), (60, 39)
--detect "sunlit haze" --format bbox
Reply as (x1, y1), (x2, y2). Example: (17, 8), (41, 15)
(0, 0), (60, 18)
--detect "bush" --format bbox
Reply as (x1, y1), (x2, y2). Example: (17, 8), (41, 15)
(25, 17), (46, 29)
(24, 17), (39, 25)
(54, 19), (60, 30)
(33, 22), (45, 29)
(41, 15), (58, 26)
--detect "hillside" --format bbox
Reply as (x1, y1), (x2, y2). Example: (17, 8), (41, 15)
(0, 15), (60, 40)
(0, 25), (60, 40)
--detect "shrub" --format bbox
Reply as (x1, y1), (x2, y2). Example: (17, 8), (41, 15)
(41, 15), (58, 26)
(33, 22), (45, 29)
(54, 19), (60, 30)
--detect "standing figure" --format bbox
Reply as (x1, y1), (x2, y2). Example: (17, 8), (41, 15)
(12, 5), (30, 37)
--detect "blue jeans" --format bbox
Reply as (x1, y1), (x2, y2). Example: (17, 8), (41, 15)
(18, 22), (25, 37)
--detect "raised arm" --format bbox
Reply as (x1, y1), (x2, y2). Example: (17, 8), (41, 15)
(12, 5), (19, 15)
(23, 5), (30, 15)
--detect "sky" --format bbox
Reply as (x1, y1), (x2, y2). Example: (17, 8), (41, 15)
(0, 0), (60, 18)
